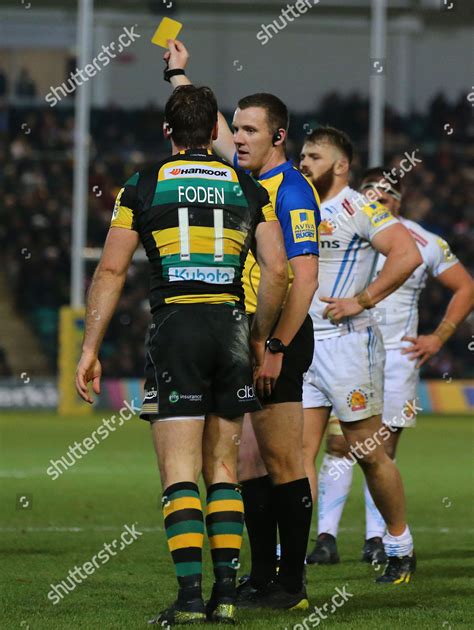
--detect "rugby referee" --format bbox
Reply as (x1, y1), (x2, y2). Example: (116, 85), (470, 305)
(164, 40), (320, 610)
(75, 85), (289, 625)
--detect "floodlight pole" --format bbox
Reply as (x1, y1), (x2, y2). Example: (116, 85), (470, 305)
(71, 0), (94, 308)
(368, 0), (387, 167)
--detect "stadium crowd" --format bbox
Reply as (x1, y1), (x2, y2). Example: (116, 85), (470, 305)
(1, 92), (472, 377)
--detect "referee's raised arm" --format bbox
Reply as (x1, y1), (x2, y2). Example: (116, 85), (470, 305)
(164, 39), (235, 163)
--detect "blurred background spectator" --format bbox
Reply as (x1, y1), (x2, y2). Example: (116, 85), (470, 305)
(1, 92), (472, 377)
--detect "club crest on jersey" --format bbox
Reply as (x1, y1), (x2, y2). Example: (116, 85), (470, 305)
(347, 389), (368, 412)
(319, 219), (337, 235)
(362, 202), (393, 228)
(290, 209), (317, 242)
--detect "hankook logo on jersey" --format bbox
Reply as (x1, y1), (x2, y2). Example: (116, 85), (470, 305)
(290, 209), (317, 242)
(165, 165), (233, 181)
(237, 385), (256, 401)
(168, 267), (235, 284)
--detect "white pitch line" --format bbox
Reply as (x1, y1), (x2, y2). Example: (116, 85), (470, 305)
(0, 526), (473, 534)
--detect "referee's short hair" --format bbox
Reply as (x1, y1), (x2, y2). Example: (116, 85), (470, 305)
(238, 93), (289, 134)
(306, 126), (353, 165)
(165, 85), (218, 148)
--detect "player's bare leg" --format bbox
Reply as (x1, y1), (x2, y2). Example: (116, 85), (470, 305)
(310, 423), (406, 566)
(340, 414), (415, 583)
(152, 418), (204, 488)
(340, 415), (406, 533)
(383, 427), (403, 460)
(151, 418), (207, 624)
(251, 403), (306, 482)
(202, 414), (243, 485)
(201, 415), (245, 622)
(152, 416), (245, 624)
(238, 413), (268, 482)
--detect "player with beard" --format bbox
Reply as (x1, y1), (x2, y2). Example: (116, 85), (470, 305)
(309, 167), (473, 566)
(299, 127), (423, 584)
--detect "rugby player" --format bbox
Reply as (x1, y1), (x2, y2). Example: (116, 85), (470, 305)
(299, 128), (423, 584)
(164, 40), (320, 609)
(75, 85), (289, 625)
(311, 167), (474, 566)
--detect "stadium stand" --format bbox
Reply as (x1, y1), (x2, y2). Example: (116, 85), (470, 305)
(0, 92), (472, 377)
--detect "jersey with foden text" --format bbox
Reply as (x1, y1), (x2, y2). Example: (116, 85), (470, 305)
(376, 217), (458, 349)
(309, 185), (398, 339)
(110, 148), (277, 313)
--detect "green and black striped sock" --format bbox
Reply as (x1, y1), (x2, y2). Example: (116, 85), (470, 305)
(162, 481), (204, 603)
(206, 482), (244, 594)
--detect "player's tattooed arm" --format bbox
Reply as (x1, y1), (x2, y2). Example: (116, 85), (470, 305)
(164, 39), (235, 163)
(75, 228), (139, 403)
(402, 262), (474, 367)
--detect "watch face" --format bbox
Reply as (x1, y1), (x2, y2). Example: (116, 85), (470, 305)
(268, 338), (284, 353)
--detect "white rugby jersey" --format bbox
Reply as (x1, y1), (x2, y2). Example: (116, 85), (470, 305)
(375, 217), (458, 349)
(310, 186), (398, 339)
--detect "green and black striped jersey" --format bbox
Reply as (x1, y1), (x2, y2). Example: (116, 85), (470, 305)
(111, 148), (277, 312)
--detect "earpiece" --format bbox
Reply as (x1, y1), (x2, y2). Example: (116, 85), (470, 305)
(272, 130), (282, 145)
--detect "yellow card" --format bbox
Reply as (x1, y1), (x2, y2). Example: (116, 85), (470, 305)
(151, 17), (183, 48)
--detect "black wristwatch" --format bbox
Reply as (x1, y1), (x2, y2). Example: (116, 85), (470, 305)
(164, 67), (186, 82)
(266, 338), (287, 355)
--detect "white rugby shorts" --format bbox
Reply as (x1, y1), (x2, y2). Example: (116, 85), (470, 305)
(303, 326), (385, 423)
(382, 347), (418, 428)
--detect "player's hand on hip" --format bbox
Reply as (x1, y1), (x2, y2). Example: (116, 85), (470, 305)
(75, 352), (102, 404)
(255, 350), (283, 399)
(321, 296), (363, 324)
(165, 39), (190, 70)
(401, 334), (442, 368)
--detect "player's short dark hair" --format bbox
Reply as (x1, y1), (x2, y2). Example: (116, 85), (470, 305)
(306, 126), (353, 164)
(237, 93), (289, 134)
(361, 166), (401, 194)
(165, 85), (218, 148)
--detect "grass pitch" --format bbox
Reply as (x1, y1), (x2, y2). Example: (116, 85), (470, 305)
(1, 412), (473, 629)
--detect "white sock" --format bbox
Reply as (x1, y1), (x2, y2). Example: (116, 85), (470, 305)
(317, 453), (354, 538)
(383, 525), (414, 557)
(364, 480), (386, 539)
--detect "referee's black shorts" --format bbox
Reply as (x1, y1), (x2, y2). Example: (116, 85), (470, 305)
(250, 313), (314, 406)
(140, 304), (262, 422)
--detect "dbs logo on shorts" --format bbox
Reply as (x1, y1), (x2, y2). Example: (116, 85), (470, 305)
(237, 385), (256, 401)
(347, 389), (368, 412)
